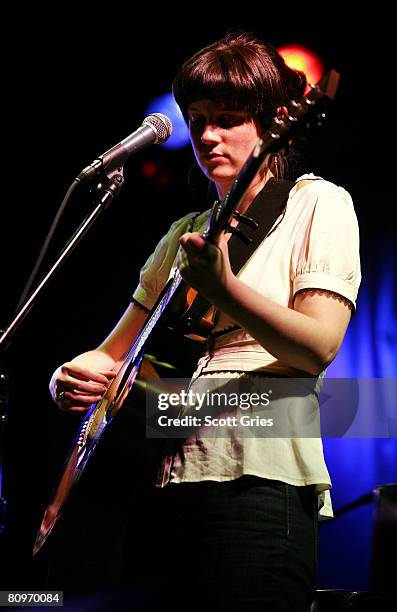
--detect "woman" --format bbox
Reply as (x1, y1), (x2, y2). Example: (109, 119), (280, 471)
(49, 32), (361, 611)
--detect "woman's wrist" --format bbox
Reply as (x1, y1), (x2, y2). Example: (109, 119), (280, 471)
(208, 273), (240, 309)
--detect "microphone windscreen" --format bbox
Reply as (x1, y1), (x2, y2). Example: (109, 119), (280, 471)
(143, 113), (173, 144)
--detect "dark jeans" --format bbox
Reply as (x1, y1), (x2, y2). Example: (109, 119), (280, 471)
(122, 476), (318, 611)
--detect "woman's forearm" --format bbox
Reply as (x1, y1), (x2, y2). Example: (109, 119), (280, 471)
(70, 349), (117, 371)
(212, 276), (332, 375)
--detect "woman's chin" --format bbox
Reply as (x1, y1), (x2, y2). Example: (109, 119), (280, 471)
(205, 168), (234, 183)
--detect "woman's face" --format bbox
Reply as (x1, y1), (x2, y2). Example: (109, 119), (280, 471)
(188, 99), (262, 197)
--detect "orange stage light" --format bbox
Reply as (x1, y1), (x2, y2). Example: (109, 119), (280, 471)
(278, 44), (325, 90)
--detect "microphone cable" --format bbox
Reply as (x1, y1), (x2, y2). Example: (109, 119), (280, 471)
(13, 178), (81, 314)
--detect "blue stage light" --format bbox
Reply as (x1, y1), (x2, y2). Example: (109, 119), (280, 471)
(145, 93), (190, 150)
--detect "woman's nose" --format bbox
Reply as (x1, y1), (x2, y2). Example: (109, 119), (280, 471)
(201, 124), (222, 144)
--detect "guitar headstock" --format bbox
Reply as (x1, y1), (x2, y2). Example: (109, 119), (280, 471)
(260, 68), (340, 154)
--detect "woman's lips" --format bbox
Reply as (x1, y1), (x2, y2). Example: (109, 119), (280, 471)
(206, 153), (225, 163)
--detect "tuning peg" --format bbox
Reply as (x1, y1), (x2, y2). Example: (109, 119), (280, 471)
(225, 225), (252, 245)
(233, 211), (259, 229)
(290, 100), (303, 110)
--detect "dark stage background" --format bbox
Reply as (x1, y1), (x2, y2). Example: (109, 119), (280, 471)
(1, 9), (396, 598)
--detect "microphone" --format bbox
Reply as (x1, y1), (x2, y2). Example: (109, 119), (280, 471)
(77, 113), (173, 182)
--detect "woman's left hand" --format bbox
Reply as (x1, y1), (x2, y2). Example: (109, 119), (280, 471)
(178, 231), (233, 302)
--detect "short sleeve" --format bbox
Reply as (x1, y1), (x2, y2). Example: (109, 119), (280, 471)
(132, 212), (199, 311)
(292, 182), (361, 311)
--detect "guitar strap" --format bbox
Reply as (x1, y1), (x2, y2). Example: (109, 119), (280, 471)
(182, 177), (294, 332)
(228, 177), (294, 272)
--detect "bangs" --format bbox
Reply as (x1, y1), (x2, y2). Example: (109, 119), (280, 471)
(174, 48), (276, 122)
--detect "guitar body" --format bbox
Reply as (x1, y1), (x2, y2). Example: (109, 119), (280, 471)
(33, 361), (142, 556)
(36, 381), (171, 592)
(33, 315), (205, 556)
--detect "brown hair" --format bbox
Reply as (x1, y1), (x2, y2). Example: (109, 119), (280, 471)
(173, 31), (307, 182)
(173, 31), (306, 131)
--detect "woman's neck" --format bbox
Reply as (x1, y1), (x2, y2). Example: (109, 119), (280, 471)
(215, 168), (274, 215)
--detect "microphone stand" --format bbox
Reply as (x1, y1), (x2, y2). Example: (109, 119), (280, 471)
(0, 167), (125, 535)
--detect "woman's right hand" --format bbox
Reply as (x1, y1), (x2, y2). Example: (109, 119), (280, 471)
(50, 362), (117, 413)
(49, 303), (148, 413)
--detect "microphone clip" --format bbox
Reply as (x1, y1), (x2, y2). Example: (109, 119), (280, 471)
(92, 171), (125, 211)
